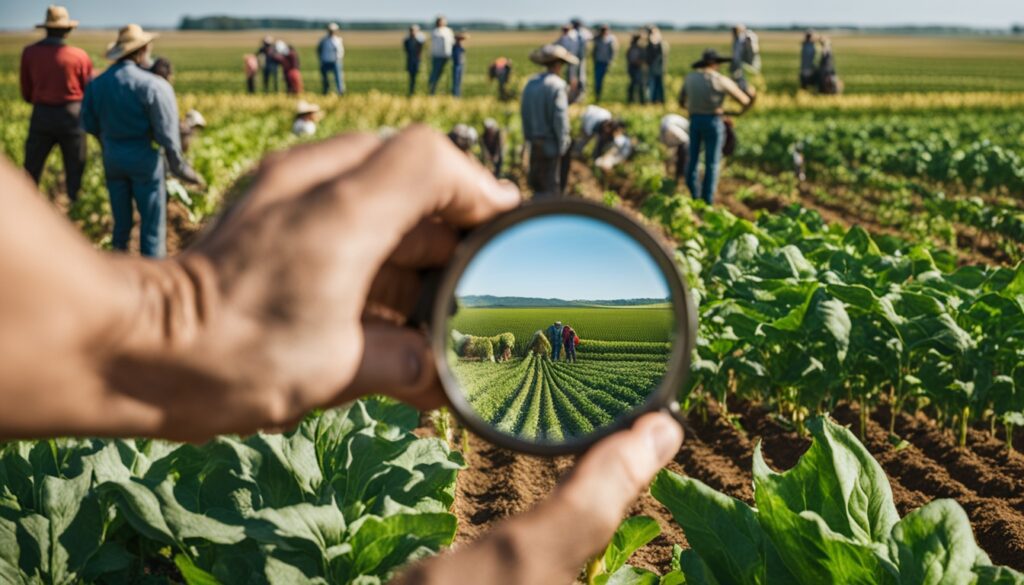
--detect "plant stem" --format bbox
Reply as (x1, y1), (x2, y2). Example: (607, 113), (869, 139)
(859, 403), (868, 440)
(959, 406), (970, 448)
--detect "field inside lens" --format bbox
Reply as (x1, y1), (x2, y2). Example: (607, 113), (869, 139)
(446, 214), (674, 443)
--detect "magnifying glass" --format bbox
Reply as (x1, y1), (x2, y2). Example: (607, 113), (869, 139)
(422, 199), (697, 456)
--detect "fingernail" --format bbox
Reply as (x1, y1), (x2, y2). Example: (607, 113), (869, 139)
(648, 418), (681, 461)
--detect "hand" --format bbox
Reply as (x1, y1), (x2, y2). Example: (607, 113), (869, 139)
(393, 412), (684, 585)
(0, 126), (520, 441)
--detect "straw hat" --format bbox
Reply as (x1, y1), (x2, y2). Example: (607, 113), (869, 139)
(184, 109), (207, 129)
(326, 22), (339, 32)
(295, 100), (322, 116)
(36, 5), (78, 29)
(529, 43), (579, 66)
(106, 24), (158, 60)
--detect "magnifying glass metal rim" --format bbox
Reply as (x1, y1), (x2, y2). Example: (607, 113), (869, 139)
(431, 198), (697, 456)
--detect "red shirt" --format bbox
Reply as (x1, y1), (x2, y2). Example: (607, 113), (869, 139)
(20, 39), (93, 106)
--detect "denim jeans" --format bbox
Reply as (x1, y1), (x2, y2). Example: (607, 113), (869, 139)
(648, 73), (665, 103)
(594, 60), (610, 101)
(428, 56), (448, 94)
(320, 61), (344, 95)
(452, 64), (464, 97)
(104, 149), (166, 257)
(627, 67), (646, 104)
(686, 114), (725, 205)
(551, 342), (561, 361)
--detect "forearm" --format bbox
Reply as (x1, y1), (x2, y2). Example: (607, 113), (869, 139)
(0, 159), (208, 439)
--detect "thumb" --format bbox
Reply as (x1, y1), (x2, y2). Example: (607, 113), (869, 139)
(342, 322), (447, 411)
(393, 413), (682, 585)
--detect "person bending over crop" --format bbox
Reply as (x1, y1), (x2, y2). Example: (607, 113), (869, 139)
(0, 125), (682, 585)
(562, 324), (578, 363)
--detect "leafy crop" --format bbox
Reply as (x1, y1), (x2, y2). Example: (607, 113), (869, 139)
(0, 399), (462, 584)
(649, 417), (1024, 585)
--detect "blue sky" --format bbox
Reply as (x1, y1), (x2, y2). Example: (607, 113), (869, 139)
(456, 215), (670, 301)
(2, 0), (1021, 28)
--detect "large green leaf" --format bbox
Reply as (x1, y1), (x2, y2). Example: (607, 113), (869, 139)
(886, 499), (985, 585)
(603, 516), (662, 575)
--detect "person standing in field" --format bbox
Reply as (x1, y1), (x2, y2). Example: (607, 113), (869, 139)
(20, 5), (92, 206)
(81, 24), (204, 258)
(592, 24), (618, 102)
(272, 41), (303, 94)
(488, 57), (513, 100)
(678, 49), (754, 204)
(481, 118), (505, 177)
(569, 18), (593, 100)
(547, 321), (565, 361)
(800, 30), (817, 90)
(561, 324), (578, 364)
(318, 23), (345, 96)
(730, 24), (761, 93)
(817, 37), (843, 95)
(645, 25), (667, 104)
(521, 44), (576, 197)
(257, 36), (279, 93)
(626, 33), (646, 104)
(428, 16), (455, 95)
(244, 53), (258, 93)
(451, 32), (468, 98)
(403, 25), (426, 96)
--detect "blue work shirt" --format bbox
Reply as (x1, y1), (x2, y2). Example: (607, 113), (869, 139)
(453, 43), (466, 67)
(81, 60), (196, 181)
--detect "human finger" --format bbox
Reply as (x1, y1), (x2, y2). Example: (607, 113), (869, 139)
(340, 322), (447, 411)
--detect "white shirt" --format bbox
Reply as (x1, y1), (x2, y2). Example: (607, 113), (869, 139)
(292, 119), (317, 137)
(660, 114), (690, 147)
(431, 26), (455, 58)
(581, 105), (612, 137)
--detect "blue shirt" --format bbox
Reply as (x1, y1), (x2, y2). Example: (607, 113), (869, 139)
(318, 34), (343, 64)
(82, 60), (196, 181)
(453, 43), (466, 67)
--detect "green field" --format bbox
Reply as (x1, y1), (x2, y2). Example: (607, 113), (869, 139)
(450, 305), (674, 355)
(2, 30), (1023, 101)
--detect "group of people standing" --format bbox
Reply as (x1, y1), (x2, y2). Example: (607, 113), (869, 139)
(546, 321), (580, 363)
(247, 25), (345, 96)
(800, 30), (842, 94)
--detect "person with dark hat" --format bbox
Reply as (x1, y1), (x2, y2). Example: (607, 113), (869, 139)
(521, 44), (577, 197)
(678, 48), (754, 204)
(20, 5), (93, 205)
(81, 24), (204, 258)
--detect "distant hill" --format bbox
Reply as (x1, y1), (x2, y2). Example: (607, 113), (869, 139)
(458, 295), (668, 308)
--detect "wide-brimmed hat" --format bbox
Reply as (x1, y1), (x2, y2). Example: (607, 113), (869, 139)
(327, 22), (339, 32)
(295, 100), (322, 116)
(37, 5), (78, 29)
(184, 109), (207, 128)
(691, 48), (731, 68)
(529, 43), (579, 66)
(455, 31), (469, 40)
(106, 24), (158, 60)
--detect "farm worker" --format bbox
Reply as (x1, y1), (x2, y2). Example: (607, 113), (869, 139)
(800, 30), (817, 90)
(428, 16), (455, 95)
(562, 325), (577, 363)
(488, 57), (513, 101)
(318, 23), (345, 96)
(573, 105), (612, 157)
(730, 24), (761, 94)
(645, 25), (668, 104)
(257, 36), (279, 93)
(678, 48), (754, 204)
(272, 42), (303, 94)
(180, 109), (206, 154)
(594, 121), (634, 172)
(659, 113), (690, 182)
(569, 18), (593, 99)
(625, 33), (646, 104)
(452, 32), (468, 98)
(243, 53), (258, 93)
(547, 321), (565, 360)
(447, 124), (478, 154)
(521, 44), (576, 197)
(20, 5), (93, 205)
(403, 25), (426, 96)
(0, 128), (682, 584)
(817, 37), (843, 95)
(592, 24), (618, 102)
(481, 118), (505, 177)
(292, 100), (321, 137)
(81, 24), (204, 258)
